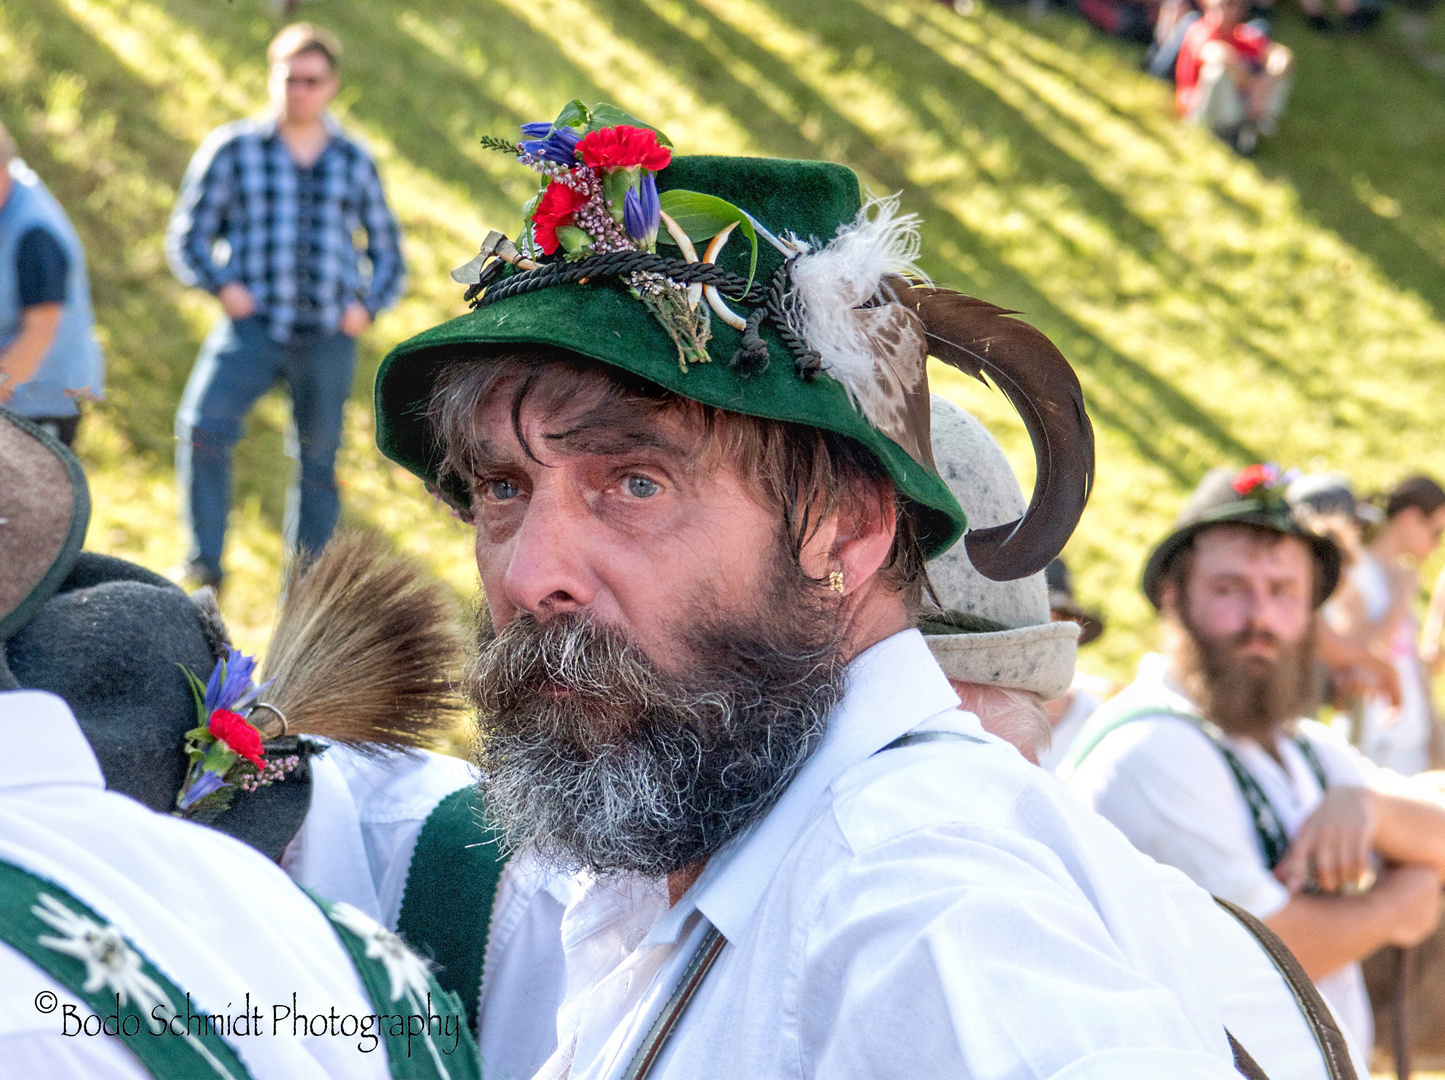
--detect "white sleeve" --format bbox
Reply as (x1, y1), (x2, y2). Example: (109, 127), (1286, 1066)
(0, 949), (149, 1080)
(800, 822), (1241, 1079)
(0, 1035), (152, 1080)
(1069, 717), (1292, 918)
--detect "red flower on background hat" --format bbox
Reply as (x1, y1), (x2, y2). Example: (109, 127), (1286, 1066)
(576, 125), (672, 172)
(1232, 463), (1280, 497)
(208, 709), (265, 770)
(531, 181), (591, 255)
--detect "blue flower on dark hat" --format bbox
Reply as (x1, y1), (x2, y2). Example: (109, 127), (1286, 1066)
(177, 769), (230, 811)
(203, 648), (257, 713)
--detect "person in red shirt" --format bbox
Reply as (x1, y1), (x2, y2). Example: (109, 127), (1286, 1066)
(1175, 0), (1293, 154)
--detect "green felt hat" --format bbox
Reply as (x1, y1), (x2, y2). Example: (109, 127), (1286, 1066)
(376, 149), (1093, 576)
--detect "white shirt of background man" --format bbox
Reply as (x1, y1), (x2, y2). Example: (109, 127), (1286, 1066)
(526, 630), (1254, 1080)
(1067, 652), (1376, 1056)
(0, 690), (390, 1080)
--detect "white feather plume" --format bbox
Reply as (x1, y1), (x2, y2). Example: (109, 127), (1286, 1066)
(784, 194), (934, 463)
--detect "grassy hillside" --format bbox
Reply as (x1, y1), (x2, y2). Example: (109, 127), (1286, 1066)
(4, 0), (1445, 682)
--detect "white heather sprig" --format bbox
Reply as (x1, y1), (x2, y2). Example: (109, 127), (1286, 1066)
(236, 754), (300, 793)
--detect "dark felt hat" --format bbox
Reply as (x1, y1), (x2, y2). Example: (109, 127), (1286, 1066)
(1141, 466), (1342, 610)
(4, 552), (314, 860)
(0, 407), (90, 643)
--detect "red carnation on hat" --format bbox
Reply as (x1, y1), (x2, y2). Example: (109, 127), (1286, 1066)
(576, 125), (671, 173)
(1233, 463), (1278, 496)
(531, 181), (591, 255)
(208, 709), (265, 770)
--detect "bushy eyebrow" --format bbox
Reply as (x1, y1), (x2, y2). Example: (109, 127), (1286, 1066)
(467, 410), (695, 476)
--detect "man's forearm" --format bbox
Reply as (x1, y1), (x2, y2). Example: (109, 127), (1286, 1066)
(1264, 893), (1394, 979)
(1372, 782), (1445, 875)
(0, 304), (63, 391)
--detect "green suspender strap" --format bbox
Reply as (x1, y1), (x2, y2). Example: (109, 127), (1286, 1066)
(396, 785), (508, 1037)
(0, 858), (254, 1080)
(307, 890), (483, 1080)
(1061, 707), (1328, 872)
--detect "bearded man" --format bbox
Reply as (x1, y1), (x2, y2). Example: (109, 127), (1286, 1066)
(375, 113), (1305, 1079)
(1065, 465), (1445, 1061)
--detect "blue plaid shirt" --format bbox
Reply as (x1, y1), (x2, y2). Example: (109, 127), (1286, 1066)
(167, 114), (405, 341)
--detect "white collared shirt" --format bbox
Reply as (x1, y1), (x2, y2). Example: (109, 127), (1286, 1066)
(512, 630), (1277, 1080)
(1065, 653), (1375, 1058)
(0, 690), (391, 1080)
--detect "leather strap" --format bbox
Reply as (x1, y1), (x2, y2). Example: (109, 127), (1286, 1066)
(1214, 896), (1358, 1080)
(1228, 1029), (1271, 1080)
(619, 922), (726, 1080)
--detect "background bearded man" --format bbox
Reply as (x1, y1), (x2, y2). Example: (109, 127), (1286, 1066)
(376, 132), (1290, 1079)
(1066, 464), (1445, 1062)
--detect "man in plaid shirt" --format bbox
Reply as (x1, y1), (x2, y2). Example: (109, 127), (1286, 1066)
(167, 23), (404, 588)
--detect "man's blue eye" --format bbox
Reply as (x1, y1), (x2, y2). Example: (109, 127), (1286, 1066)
(626, 476), (660, 498)
(488, 479), (520, 500)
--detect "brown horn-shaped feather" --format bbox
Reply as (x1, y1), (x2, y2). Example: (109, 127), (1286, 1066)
(257, 532), (465, 751)
(887, 277), (1095, 581)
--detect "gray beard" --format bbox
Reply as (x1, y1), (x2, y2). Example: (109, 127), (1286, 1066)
(467, 577), (846, 877)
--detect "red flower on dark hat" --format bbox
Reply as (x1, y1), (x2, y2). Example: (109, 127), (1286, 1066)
(1233, 463), (1280, 497)
(576, 125), (671, 172)
(208, 709), (265, 770)
(531, 181), (591, 255)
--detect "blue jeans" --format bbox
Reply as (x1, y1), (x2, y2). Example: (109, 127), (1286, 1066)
(175, 315), (357, 577)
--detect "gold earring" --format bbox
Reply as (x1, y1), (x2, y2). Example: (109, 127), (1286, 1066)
(828, 571), (845, 594)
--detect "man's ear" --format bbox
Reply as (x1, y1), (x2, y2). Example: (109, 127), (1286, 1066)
(798, 484), (898, 595)
(1157, 577), (1180, 618)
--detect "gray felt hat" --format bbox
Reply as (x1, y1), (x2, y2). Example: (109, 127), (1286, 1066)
(0, 407), (90, 644)
(921, 396), (1079, 699)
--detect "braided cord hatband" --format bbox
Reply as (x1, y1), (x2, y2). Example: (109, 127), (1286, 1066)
(467, 252), (821, 378)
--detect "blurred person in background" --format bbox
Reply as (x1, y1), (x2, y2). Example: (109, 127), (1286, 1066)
(1175, 0), (1293, 155)
(0, 121), (104, 447)
(1289, 472), (1404, 714)
(1326, 474), (1445, 776)
(1064, 464), (1445, 1059)
(1040, 557), (1115, 771)
(166, 23), (404, 590)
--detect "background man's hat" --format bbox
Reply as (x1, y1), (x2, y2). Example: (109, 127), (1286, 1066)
(1045, 558), (1104, 646)
(375, 114), (1095, 582)
(1287, 472), (1383, 527)
(1142, 464), (1342, 609)
(0, 407), (90, 644)
(920, 396), (1078, 699)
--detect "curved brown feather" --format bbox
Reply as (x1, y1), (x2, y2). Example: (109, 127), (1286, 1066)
(886, 277), (1095, 581)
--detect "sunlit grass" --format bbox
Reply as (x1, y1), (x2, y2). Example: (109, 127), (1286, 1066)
(4, 0), (1444, 683)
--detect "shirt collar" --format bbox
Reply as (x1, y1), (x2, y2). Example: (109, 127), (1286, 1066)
(257, 112), (343, 142)
(647, 629), (961, 946)
(0, 690), (105, 790)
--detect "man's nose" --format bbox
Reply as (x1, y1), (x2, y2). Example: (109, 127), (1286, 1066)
(499, 488), (597, 618)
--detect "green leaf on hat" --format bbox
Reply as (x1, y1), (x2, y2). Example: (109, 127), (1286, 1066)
(202, 741), (238, 775)
(587, 103), (674, 147)
(551, 99), (591, 131)
(657, 189), (758, 288)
